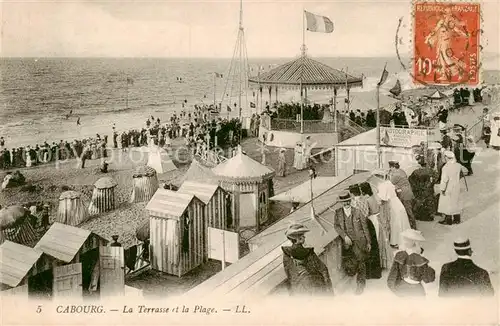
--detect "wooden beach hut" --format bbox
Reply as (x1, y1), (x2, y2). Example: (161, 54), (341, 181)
(34, 222), (108, 298)
(0, 205), (38, 247)
(0, 241), (52, 296)
(56, 191), (89, 226)
(212, 146), (275, 235)
(178, 181), (229, 230)
(146, 189), (206, 277)
(88, 177), (118, 215)
(130, 165), (159, 203)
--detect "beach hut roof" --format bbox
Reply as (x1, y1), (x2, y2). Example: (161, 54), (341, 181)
(94, 177), (118, 189)
(133, 165), (157, 178)
(59, 190), (82, 200)
(178, 181), (223, 204)
(248, 55), (363, 90)
(35, 222), (92, 263)
(212, 146), (275, 182)
(180, 159), (217, 185)
(146, 189), (202, 219)
(0, 241), (43, 288)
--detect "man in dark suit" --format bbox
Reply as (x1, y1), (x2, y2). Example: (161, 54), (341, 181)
(439, 238), (495, 297)
(389, 161), (417, 229)
(334, 191), (371, 294)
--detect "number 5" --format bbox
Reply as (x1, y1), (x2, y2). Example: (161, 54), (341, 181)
(36, 305), (42, 313)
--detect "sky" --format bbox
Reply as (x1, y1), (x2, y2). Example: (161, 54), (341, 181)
(1, 0), (499, 58)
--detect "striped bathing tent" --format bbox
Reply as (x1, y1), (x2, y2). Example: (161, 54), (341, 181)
(88, 177), (118, 216)
(130, 165), (159, 203)
(0, 205), (38, 246)
(57, 191), (89, 226)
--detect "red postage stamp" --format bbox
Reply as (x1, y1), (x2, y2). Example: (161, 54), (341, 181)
(413, 2), (480, 85)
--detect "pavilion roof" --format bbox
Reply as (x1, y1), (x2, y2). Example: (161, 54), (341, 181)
(248, 55), (363, 90)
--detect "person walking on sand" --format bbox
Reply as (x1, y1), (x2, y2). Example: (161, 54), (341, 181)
(76, 117), (81, 126)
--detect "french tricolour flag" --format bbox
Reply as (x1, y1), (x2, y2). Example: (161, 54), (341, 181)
(304, 10), (334, 33)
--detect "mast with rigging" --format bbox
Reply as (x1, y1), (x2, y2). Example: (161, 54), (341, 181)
(220, 0), (250, 120)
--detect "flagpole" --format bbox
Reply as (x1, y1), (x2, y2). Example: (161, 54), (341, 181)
(376, 63), (387, 169)
(302, 10), (306, 56)
(126, 78), (129, 110)
(213, 73), (216, 107)
(300, 10), (305, 134)
(376, 84), (381, 168)
(345, 67), (349, 112)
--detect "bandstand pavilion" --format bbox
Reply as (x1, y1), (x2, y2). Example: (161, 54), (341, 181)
(248, 54), (363, 148)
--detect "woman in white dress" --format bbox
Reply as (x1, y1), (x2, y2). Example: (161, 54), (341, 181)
(25, 147), (32, 168)
(370, 169), (411, 249)
(293, 142), (304, 170)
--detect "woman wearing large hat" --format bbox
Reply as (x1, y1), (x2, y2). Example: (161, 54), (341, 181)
(387, 229), (435, 297)
(281, 223), (333, 296)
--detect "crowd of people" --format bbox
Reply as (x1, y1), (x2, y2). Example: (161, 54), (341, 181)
(282, 156), (495, 297)
(0, 104), (248, 171)
(0, 136), (107, 170)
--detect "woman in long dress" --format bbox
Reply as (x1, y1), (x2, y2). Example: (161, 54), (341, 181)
(293, 143), (304, 170)
(370, 170), (411, 249)
(408, 156), (437, 221)
(277, 148), (287, 177)
(360, 182), (392, 270)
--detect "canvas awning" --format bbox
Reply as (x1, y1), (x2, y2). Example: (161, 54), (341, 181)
(270, 175), (353, 203)
(248, 55), (363, 90)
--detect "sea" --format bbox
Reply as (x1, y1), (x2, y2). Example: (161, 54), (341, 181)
(1, 56), (499, 148)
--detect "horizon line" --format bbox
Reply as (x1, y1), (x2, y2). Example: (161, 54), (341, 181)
(0, 55), (409, 60)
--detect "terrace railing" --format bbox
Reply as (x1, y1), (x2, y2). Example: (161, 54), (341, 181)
(269, 119), (337, 133)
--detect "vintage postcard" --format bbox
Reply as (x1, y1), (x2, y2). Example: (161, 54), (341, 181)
(0, 0), (499, 325)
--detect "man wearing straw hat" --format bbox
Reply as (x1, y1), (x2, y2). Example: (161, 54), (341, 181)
(438, 151), (464, 225)
(387, 229), (435, 297)
(282, 223), (333, 296)
(438, 237), (494, 297)
(333, 191), (371, 294)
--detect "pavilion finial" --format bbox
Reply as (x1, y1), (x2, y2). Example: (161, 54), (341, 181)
(300, 44), (307, 57)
